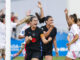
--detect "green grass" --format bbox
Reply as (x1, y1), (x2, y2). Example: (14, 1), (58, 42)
(13, 56), (80, 60)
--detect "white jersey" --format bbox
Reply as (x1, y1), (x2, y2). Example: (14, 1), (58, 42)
(0, 22), (6, 49)
(79, 28), (80, 40)
(19, 24), (30, 36)
(11, 22), (17, 29)
(69, 24), (80, 51)
(19, 24), (30, 56)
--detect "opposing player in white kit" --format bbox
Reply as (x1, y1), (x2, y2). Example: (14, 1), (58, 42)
(77, 19), (80, 59)
(11, 15), (31, 60)
(11, 11), (31, 60)
(0, 14), (5, 60)
(18, 12), (30, 39)
(16, 3), (45, 59)
(11, 16), (30, 30)
(65, 9), (80, 60)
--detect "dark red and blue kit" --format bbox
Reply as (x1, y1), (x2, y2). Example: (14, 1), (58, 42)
(41, 25), (57, 56)
(25, 27), (43, 60)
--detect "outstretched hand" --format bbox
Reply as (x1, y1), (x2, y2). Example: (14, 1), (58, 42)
(38, 1), (42, 9)
(50, 23), (54, 28)
(28, 36), (32, 41)
(64, 8), (68, 14)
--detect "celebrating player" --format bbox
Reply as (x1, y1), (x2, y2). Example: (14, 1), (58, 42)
(0, 14), (5, 60)
(25, 16), (52, 60)
(64, 9), (80, 60)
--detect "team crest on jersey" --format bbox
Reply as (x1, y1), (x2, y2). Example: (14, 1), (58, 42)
(32, 33), (35, 37)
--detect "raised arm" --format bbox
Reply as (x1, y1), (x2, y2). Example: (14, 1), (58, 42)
(0, 8), (5, 15)
(38, 1), (44, 18)
(64, 9), (70, 27)
(16, 16), (30, 26)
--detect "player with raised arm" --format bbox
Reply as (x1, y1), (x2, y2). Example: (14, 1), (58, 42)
(38, 2), (58, 60)
(0, 14), (5, 60)
(64, 9), (80, 60)
(77, 19), (80, 59)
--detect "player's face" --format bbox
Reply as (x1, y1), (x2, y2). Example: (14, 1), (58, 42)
(77, 20), (80, 26)
(46, 17), (53, 25)
(68, 16), (73, 25)
(30, 17), (38, 28)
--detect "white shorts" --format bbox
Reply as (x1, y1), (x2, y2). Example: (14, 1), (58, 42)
(66, 51), (80, 59)
(78, 51), (80, 58)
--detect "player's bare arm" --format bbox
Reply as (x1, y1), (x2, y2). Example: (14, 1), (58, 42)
(38, 1), (44, 18)
(53, 36), (59, 57)
(40, 34), (52, 44)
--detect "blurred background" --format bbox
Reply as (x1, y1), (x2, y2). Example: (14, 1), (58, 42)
(0, 0), (5, 10)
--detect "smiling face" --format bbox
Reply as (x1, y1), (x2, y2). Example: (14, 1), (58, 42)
(68, 16), (74, 25)
(68, 14), (77, 25)
(30, 17), (38, 28)
(46, 17), (54, 25)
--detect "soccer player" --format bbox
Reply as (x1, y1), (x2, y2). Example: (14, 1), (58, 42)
(41, 16), (58, 60)
(18, 11), (32, 60)
(11, 16), (30, 59)
(11, 43), (25, 59)
(36, 1), (45, 23)
(37, 2), (58, 60)
(0, 14), (5, 60)
(18, 10), (31, 39)
(64, 9), (80, 60)
(11, 16), (30, 29)
(25, 16), (52, 60)
(77, 19), (80, 59)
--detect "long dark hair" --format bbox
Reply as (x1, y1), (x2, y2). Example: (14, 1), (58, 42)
(69, 14), (77, 23)
(45, 16), (52, 21)
(30, 16), (36, 21)
(0, 14), (5, 22)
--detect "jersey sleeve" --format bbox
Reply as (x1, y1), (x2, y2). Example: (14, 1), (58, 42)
(54, 27), (57, 36)
(11, 22), (17, 28)
(39, 28), (44, 38)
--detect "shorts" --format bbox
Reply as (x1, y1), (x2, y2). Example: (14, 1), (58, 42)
(66, 51), (80, 59)
(78, 51), (80, 58)
(0, 49), (5, 57)
(25, 50), (43, 60)
(43, 50), (52, 56)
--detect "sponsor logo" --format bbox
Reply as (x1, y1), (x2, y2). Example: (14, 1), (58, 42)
(11, 45), (19, 51)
